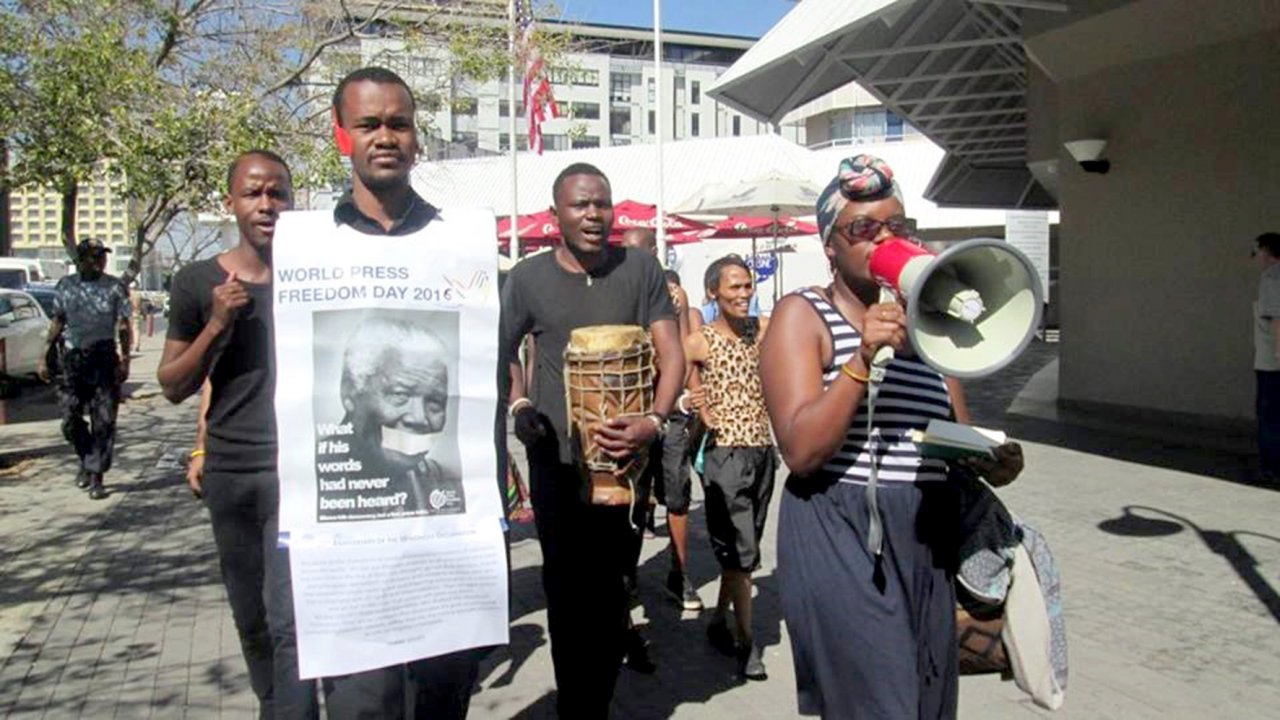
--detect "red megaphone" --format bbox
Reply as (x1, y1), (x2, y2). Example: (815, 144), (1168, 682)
(866, 236), (1046, 378)
(869, 237), (985, 322)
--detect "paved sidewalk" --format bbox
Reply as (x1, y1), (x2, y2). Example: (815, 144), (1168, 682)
(2, 340), (1279, 718)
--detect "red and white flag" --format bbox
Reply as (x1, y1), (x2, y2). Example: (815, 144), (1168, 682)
(518, 0), (559, 154)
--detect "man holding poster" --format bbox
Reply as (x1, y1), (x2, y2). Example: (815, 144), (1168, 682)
(501, 163), (685, 717)
(269, 67), (506, 719)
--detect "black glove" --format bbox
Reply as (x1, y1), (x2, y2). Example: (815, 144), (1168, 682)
(513, 405), (546, 447)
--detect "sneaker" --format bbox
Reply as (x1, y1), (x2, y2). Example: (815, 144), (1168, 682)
(88, 475), (107, 500)
(706, 617), (737, 657)
(75, 469), (90, 489)
(666, 571), (704, 611)
(623, 628), (656, 674)
(739, 644), (767, 681)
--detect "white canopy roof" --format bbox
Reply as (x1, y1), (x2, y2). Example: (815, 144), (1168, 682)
(411, 133), (1030, 231)
(708, 0), (1057, 209)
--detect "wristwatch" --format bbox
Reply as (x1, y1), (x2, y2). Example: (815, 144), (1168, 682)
(645, 413), (669, 436)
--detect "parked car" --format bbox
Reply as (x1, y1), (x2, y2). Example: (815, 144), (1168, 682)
(0, 288), (52, 378)
(0, 257), (45, 289)
(21, 282), (59, 318)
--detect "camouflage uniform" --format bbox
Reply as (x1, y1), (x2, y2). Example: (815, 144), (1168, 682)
(53, 273), (130, 475)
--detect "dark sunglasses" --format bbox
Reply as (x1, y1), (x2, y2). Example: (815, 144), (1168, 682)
(842, 215), (912, 242)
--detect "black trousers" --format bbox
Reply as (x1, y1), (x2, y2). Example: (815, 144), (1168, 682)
(203, 470), (317, 720)
(57, 344), (121, 475)
(320, 649), (484, 720)
(1258, 370), (1280, 477)
(528, 443), (642, 719)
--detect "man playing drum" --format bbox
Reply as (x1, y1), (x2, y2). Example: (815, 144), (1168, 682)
(500, 163), (685, 718)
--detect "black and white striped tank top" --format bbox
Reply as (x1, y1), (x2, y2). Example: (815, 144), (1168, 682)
(798, 288), (952, 484)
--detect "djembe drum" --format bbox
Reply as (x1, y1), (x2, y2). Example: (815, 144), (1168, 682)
(563, 325), (655, 506)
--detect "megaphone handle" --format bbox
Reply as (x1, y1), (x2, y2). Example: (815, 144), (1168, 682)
(869, 287), (896, 384)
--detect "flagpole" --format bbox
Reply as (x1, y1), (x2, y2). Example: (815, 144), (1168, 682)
(653, 0), (666, 265)
(508, 0), (520, 261)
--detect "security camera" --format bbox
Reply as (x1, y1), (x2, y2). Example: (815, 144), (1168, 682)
(1064, 139), (1110, 174)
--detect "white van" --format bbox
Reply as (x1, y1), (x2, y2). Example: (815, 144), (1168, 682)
(0, 257), (44, 289)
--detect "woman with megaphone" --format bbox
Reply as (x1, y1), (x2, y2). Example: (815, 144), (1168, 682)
(760, 154), (1024, 719)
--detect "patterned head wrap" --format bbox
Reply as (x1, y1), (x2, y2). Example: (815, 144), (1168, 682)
(815, 154), (902, 243)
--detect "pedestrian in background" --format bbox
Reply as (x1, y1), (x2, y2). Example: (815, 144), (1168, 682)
(38, 238), (132, 501)
(129, 282), (144, 353)
(1252, 231), (1280, 484)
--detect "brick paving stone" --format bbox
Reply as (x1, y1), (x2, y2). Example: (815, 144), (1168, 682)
(2, 341), (1278, 719)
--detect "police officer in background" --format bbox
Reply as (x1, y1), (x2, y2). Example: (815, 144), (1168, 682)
(38, 238), (132, 500)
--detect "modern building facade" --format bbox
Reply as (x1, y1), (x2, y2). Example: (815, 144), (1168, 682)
(6, 164), (132, 260)
(315, 1), (913, 158)
(708, 0), (1280, 427)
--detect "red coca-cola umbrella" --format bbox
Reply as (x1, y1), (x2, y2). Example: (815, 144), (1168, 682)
(611, 200), (709, 238)
(497, 210), (561, 242)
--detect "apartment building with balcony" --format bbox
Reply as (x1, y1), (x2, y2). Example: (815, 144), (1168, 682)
(310, 12), (819, 157)
(5, 164), (132, 262)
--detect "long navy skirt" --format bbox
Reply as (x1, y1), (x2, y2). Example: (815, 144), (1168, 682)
(778, 475), (959, 719)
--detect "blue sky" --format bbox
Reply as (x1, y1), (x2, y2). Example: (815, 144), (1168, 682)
(553, 0), (796, 38)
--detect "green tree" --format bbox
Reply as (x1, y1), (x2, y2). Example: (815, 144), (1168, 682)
(0, 0), (569, 279)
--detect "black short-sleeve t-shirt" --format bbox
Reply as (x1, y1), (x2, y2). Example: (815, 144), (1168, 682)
(167, 258), (276, 473)
(499, 246), (676, 463)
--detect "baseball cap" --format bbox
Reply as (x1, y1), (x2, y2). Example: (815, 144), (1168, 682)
(76, 238), (112, 258)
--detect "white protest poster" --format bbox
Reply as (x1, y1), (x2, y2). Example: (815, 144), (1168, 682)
(271, 207), (507, 678)
(1004, 210), (1051, 301)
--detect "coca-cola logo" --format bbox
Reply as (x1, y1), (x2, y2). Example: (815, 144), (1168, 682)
(614, 216), (684, 229)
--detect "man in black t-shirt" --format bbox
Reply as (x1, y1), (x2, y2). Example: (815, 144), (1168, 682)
(159, 150), (318, 718)
(500, 163), (685, 717)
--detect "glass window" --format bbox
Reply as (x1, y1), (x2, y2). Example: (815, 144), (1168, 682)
(886, 111), (905, 140)
(11, 296), (37, 319)
(499, 99), (526, 117)
(648, 110), (655, 135)
(571, 135), (600, 149)
(610, 72), (639, 103)
(691, 113), (700, 137)
(647, 78), (655, 103)
(828, 112), (853, 141)
(691, 81), (701, 105)
(610, 108), (632, 136)
(732, 116), (741, 136)
(549, 67), (599, 86)
(499, 134), (530, 152)
(544, 134), (569, 152)
(571, 102), (600, 120)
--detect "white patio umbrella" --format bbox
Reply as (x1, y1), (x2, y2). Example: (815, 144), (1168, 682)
(674, 170), (820, 217)
(676, 170), (822, 299)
